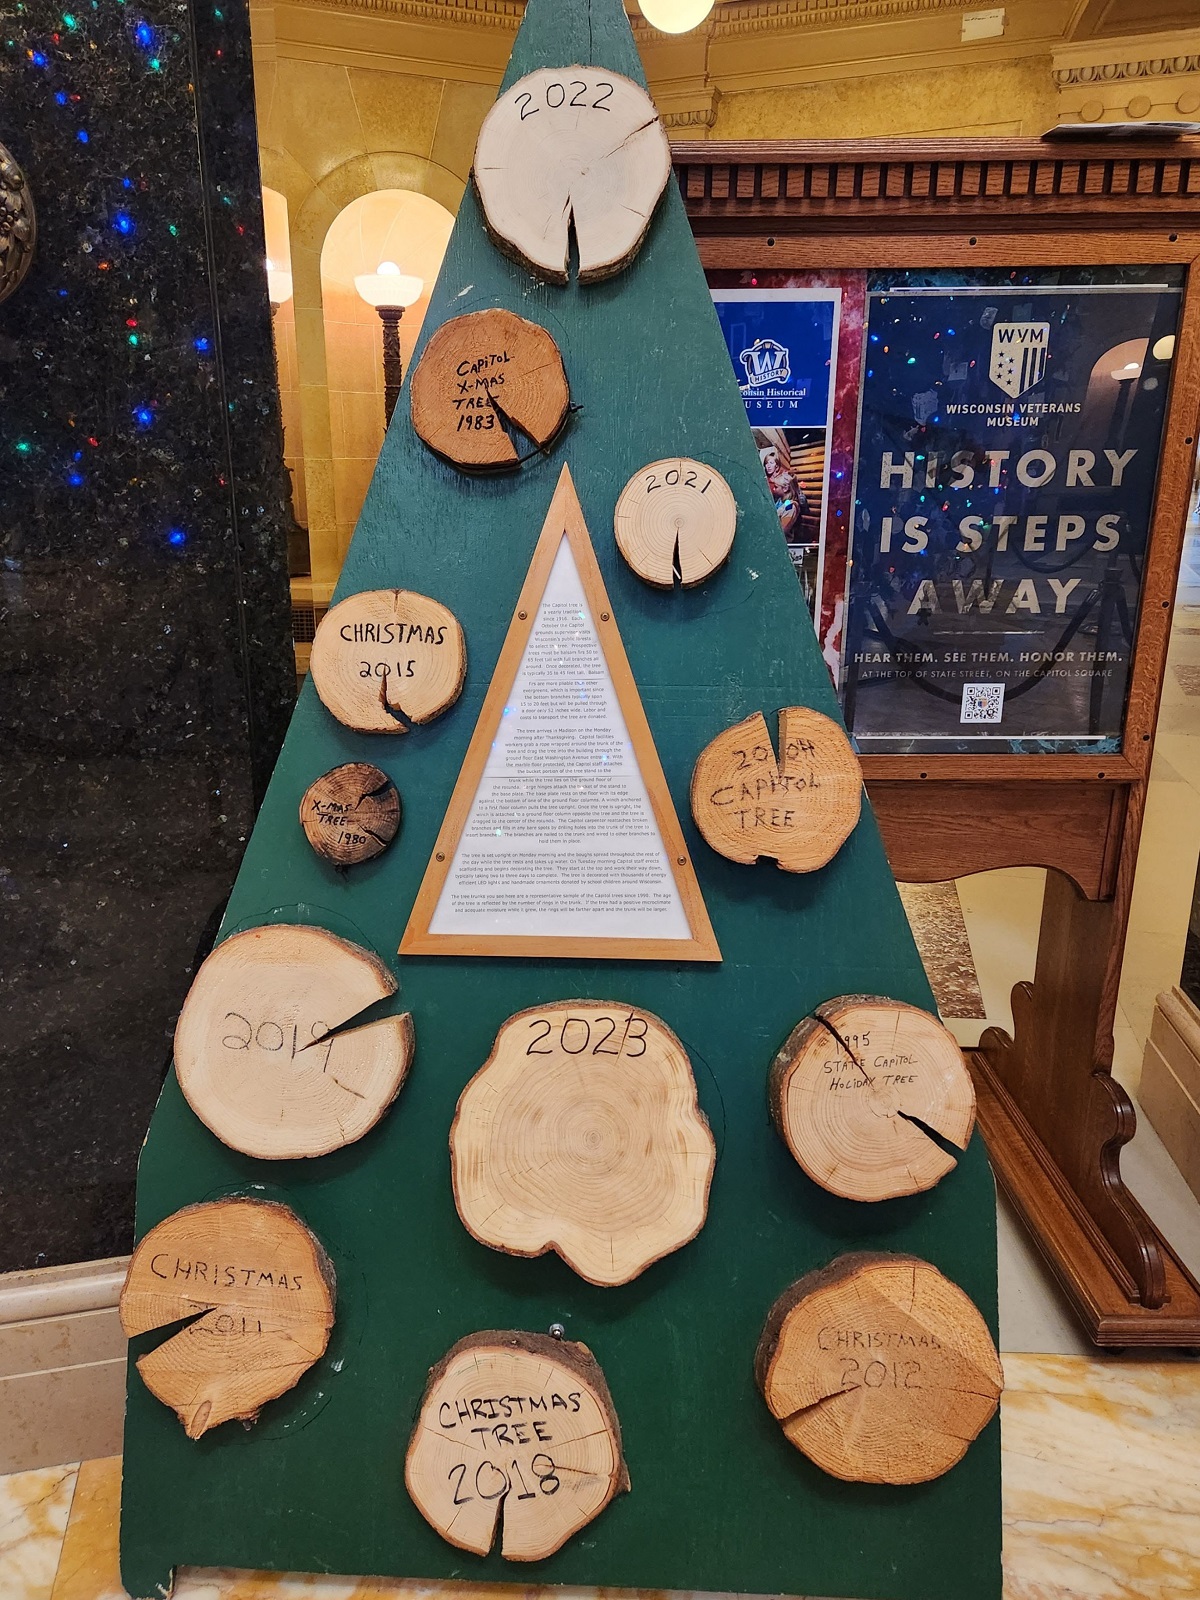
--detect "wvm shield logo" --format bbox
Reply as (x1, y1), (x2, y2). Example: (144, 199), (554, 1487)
(989, 320), (1050, 399)
(739, 337), (790, 389)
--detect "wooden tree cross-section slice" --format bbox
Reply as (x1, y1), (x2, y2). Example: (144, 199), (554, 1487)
(406, 1330), (628, 1561)
(410, 309), (570, 471)
(175, 924), (414, 1159)
(473, 67), (670, 284)
(691, 707), (862, 873)
(756, 1253), (1002, 1485)
(614, 459), (737, 588)
(119, 1198), (335, 1440)
(770, 995), (976, 1202)
(451, 1002), (715, 1286)
(309, 589), (465, 734)
(300, 762), (401, 866)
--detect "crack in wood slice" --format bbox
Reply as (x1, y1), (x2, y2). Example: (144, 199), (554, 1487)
(410, 309), (570, 471)
(613, 458), (737, 588)
(300, 763), (401, 866)
(175, 924), (413, 1159)
(119, 1198), (335, 1439)
(770, 995), (976, 1201)
(473, 67), (670, 285)
(756, 1253), (1002, 1485)
(690, 707), (862, 872)
(450, 1001), (715, 1286)
(309, 590), (465, 734)
(405, 1330), (627, 1561)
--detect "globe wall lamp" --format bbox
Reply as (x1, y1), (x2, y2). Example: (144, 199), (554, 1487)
(265, 256), (293, 317)
(355, 261), (424, 426)
(639, 0), (715, 33)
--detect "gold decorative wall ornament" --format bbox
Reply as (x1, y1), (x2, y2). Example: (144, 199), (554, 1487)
(0, 143), (35, 306)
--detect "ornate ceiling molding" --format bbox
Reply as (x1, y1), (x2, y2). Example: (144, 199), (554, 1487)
(662, 102), (721, 129)
(300, 0), (523, 30)
(291, 0), (979, 37)
(1053, 54), (1200, 87)
(708, 0), (976, 37)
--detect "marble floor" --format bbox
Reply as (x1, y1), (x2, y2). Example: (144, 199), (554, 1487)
(4, 1351), (1200, 1600)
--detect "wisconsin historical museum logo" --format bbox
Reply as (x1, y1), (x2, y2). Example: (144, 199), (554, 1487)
(738, 337), (790, 389)
(988, 320), (1050, 399)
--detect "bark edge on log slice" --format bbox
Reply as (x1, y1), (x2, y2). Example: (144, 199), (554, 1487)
(756, 1252), (1002, 1485)
(405, 1330), (628, 1561)
(770, 995), (976, 1201)
(451, 1001), (715, 1285)
(410, 309), (570, 471)
(691, 707), (862, 872)
(473, 67), (670, 284)
(300, 763), (401, 866)
(175, 924), (414, 1159)
(613, 459), (737, 588)
(309, 589), (465, 734)
(119, 1197), (335, 1439)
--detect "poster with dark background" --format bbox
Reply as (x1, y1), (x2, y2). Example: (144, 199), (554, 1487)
(843, 273), (1182, 752)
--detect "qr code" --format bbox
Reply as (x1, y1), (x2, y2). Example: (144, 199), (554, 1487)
(960, 683), (1005, 724)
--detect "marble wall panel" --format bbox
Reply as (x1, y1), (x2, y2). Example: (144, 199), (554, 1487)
(0, 0), (294, 1272)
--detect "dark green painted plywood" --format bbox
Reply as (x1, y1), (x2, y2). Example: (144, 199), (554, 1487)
(120, 3), (1002, 1596)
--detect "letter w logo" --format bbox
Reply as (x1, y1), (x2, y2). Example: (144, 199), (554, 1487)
(989, 321), (1049, 399)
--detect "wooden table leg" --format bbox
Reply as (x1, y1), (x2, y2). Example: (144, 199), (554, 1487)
(974, 868), (1200, 1347)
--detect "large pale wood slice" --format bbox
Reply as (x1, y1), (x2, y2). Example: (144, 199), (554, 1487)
(175, 924), (414, 1159)
(691, 707), (862, 872)
(770, 995), (976, 1202)
(300, 762), (401, 866)
(614, 459), (737, 588)
(451, 1001), (715, 1285)
(120, 1198), (335, 1439)
(309, 589), (465, 733)
(473, 66), (670, 284)
(410, 309), (570, 470)
(756, 1253), (1002, 1485)
(405, 1330), (628, 1560)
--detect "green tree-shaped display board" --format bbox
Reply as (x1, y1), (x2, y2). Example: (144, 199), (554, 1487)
(120, 2), (1001, 1595)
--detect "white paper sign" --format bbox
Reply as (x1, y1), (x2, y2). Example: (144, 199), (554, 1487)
(429, 536), (692, 941)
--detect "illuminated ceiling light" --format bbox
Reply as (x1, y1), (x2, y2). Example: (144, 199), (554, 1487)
(1152, 334), (1175, 361)
(639, 0), (715, 35)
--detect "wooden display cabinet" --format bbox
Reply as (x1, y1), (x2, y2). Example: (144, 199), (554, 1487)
(679, 136), (1200, 1347)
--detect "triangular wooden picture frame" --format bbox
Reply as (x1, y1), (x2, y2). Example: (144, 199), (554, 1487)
(401, 465), (720, 961)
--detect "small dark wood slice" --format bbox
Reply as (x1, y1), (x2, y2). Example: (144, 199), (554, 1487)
(409, 308), (570, 471)
(756, 1252), (1003, 1485)
(300, 763), (401, 865)
(406, 1330), (628, 1561)
(119, 1198), (335, 1439)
